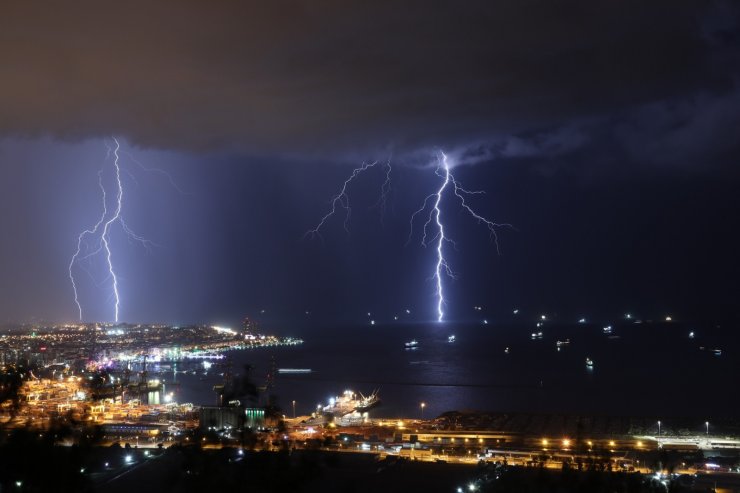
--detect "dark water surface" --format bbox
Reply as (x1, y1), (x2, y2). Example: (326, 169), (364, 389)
(166, 321), (738, 419)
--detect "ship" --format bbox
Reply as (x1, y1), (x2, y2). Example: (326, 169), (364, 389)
(321, 389), (380, 417)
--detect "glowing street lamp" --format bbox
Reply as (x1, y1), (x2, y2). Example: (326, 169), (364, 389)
(420, 402), (426, 420)
(705, 421), (709, 436)
(292, 400), (296, 419)
(657, 420), (661, 437)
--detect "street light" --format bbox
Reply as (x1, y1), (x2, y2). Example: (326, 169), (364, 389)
(292, 400), (296, 419)
(705, 421), (709, 436)
(420, 402), (426, 420)
(657, 420), (661, 437)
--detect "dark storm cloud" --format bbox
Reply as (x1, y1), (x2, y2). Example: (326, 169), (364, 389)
(1, 0), (737, 160)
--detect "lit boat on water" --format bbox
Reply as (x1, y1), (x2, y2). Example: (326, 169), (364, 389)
(448, 335), (456, 343)
(586, 357), (594, 368)
(321, 390), (380, 416)
(699, 346), (722, 356)
(404, 339), (419, 348)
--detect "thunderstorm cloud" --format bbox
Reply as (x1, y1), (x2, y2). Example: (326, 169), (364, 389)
(1, 0), (738, 165)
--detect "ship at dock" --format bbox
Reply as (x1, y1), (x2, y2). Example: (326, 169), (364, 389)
(310, 390), (380, 426)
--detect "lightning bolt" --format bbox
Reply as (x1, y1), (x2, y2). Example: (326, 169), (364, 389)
(408, 152), (512, 322)
(374, 156), (393, 225)
(100, 139), (123, 322)
(305, 158), (392, 240)
(68, 138), (154, 322)
(68, 169), (108, 321)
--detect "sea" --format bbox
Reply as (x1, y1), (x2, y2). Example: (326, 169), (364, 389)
(160, 320), (738, 420)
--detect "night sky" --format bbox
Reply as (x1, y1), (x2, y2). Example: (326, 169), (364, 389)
(0, 1), (738, 326)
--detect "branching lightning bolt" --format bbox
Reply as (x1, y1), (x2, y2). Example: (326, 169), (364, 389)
(69, 170), (108, 321)
(68, 138), (155, 322)
(305, 159), (392, 240)
(408, 152), (512, 322)
(100, 140), (123, 322)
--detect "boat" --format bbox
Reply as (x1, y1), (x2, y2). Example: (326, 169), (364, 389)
(447, 335), (456, 343)
(277, 368), (312, 374)
(320, 390), (380, 417)
(602, 325), (613, 334)
(404, 340), (419, 348)
(556, 339), (570, 347)
(586, 357), (594, 368)
(530, 331), (543, 340)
